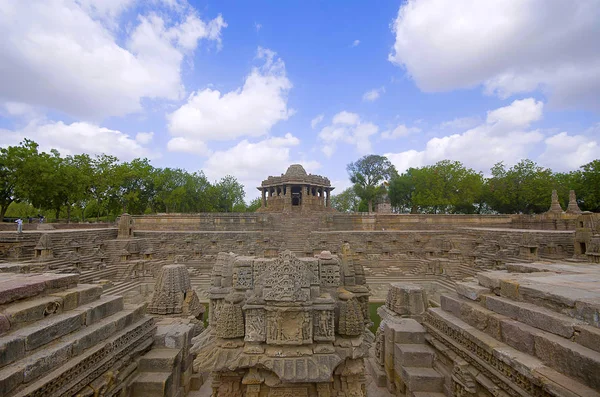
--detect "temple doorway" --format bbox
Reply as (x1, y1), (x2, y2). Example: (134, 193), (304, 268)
(291, 186), (302, 206)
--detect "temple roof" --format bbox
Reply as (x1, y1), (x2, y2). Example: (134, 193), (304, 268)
(258, 164), (333, 189)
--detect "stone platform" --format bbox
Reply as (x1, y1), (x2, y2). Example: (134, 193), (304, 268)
(0, 272), (154, 396)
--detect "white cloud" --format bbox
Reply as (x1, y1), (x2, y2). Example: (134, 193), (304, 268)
(0, 1), (226, 120)
(318, 111), (378, 156)
(166, 136), (211, 155)
(167, 47), (293, 145)
(0, 119), (154, 160)
(135, 132), (154, 144)
(332, 111), (360, 125)
(389, 0), (600, 110)
(362, 87), (385, 102)
(202, 133), (320, 198)
(255, 22), (262, 32)
(538, 131), (600, 171)
(311, 114), (325, 129)
(385, 98), (545, 173)
(352, 39), (360, 47)
(381, 124), (421, 140)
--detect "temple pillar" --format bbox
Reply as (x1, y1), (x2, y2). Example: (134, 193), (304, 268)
(326, 188), (330, 208)
(261, 189), (266, 208)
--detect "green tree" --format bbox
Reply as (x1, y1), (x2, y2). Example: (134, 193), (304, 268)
(347, 155), (398, 213)
(89, 155), (119, 220)
(388, 169), (417, 213)
(330, 187), (360, 213)
(214, 175), (245, 212)
(486, 159), (555, 214)
(0, 140), (40, 220)
(246, 197), (262, 212)
(578, 160), (600, 211)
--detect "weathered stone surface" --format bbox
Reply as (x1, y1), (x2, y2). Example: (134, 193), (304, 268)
(192, 248), (370, 394)
(386, 283), (428, 316)
(455, 281), (490, 301)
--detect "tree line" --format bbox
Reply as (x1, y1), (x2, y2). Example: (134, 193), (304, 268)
(0, 140), (259, 222)
(333, 155), (600, 214)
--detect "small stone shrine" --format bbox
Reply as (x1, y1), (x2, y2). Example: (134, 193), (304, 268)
(257, 164), (335, 212)
(191, 248), (371, 396)
(148, 264), (205, 322)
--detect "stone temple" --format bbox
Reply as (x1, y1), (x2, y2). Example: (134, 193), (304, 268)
(0, 165), (599, 397)
(257, 164), (334, 212)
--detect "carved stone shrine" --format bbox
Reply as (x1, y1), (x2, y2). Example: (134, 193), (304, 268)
(191, 249), (371, 396)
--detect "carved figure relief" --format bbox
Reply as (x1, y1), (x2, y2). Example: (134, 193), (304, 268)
(313, 310), (335, 340)
(245, 308), (266, 342)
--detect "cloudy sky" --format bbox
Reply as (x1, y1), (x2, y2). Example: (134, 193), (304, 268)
(1, 0), (599, 199)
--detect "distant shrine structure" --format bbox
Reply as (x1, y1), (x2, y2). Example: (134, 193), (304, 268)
(257, 164), (334, 212)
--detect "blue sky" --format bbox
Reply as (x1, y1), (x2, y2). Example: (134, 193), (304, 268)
(1, 0), (599, 200)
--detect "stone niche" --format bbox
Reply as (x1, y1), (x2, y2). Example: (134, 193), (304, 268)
(191, 248), (371, 397)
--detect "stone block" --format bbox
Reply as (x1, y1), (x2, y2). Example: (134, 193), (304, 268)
(23, 343), (73, 383)
(132, 371), (173, 396)
(573, 324), (600, 354)
(71, 317), (118, 356)
(400, 367), (443, 392)
(80, 295), (123, 326)
(394, 344), (434, 368)
(385, 320), (426, 345)
(499, 319), (536, 355)
(533, 331), (600, 390)
(386, 283), (428, 316)
(139, 348), (181, 372)
(40, 273), (79, 290)
(0, 365), (23, 396)
(455, 281), (490, 301)
(0, 335), (25, 367)
(15, 311), (85, 351)
(3, 296), (63, 325)
(439, 294), (461, 317)
(0, 279), (46, 305)
(0, 314), (10, 335)
(486, 295), (577, 338)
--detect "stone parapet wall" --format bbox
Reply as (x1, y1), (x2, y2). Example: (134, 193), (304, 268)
(130, 212), (583, 232)
(0, 222), (114, 232)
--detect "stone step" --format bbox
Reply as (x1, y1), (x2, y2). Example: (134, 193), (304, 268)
(400, 367), (443, 392)
(0, 304), (146, 395)
(411, 392), (446, 397)
(476, 270), (600, 328)
(0, 273), (79, 305)
(394, 344), (435, 368)
(139, 348), (181, 373)
(0, 295), (123, 368)
(0, 284), (103, 333)
(10, 316), (155, 397)
(436, 296), (600, 392)
(132, 371), (173, 396)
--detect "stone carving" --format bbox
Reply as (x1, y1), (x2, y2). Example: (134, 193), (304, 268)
(547, 189), (564, 213)
(338, 295), (364, 337)
(216, 299), (245, 339)
(148, 264), (205, 320)
(244, 308), (266, 342)
(566, 190), (582, 214)
(192, 248), (370, 395)
(117, 213), (133, 238)
(263, 251), (310, 301)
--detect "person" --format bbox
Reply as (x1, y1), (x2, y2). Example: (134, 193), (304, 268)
(15, 218), (23, 234)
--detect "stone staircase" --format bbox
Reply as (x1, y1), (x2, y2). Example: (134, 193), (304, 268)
(425, 263), (600, 396)
(0, 272), (154, 397)
(385, 319), (445, 397)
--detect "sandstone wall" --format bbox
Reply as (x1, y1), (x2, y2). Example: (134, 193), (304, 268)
(130, 212), (581, 232)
